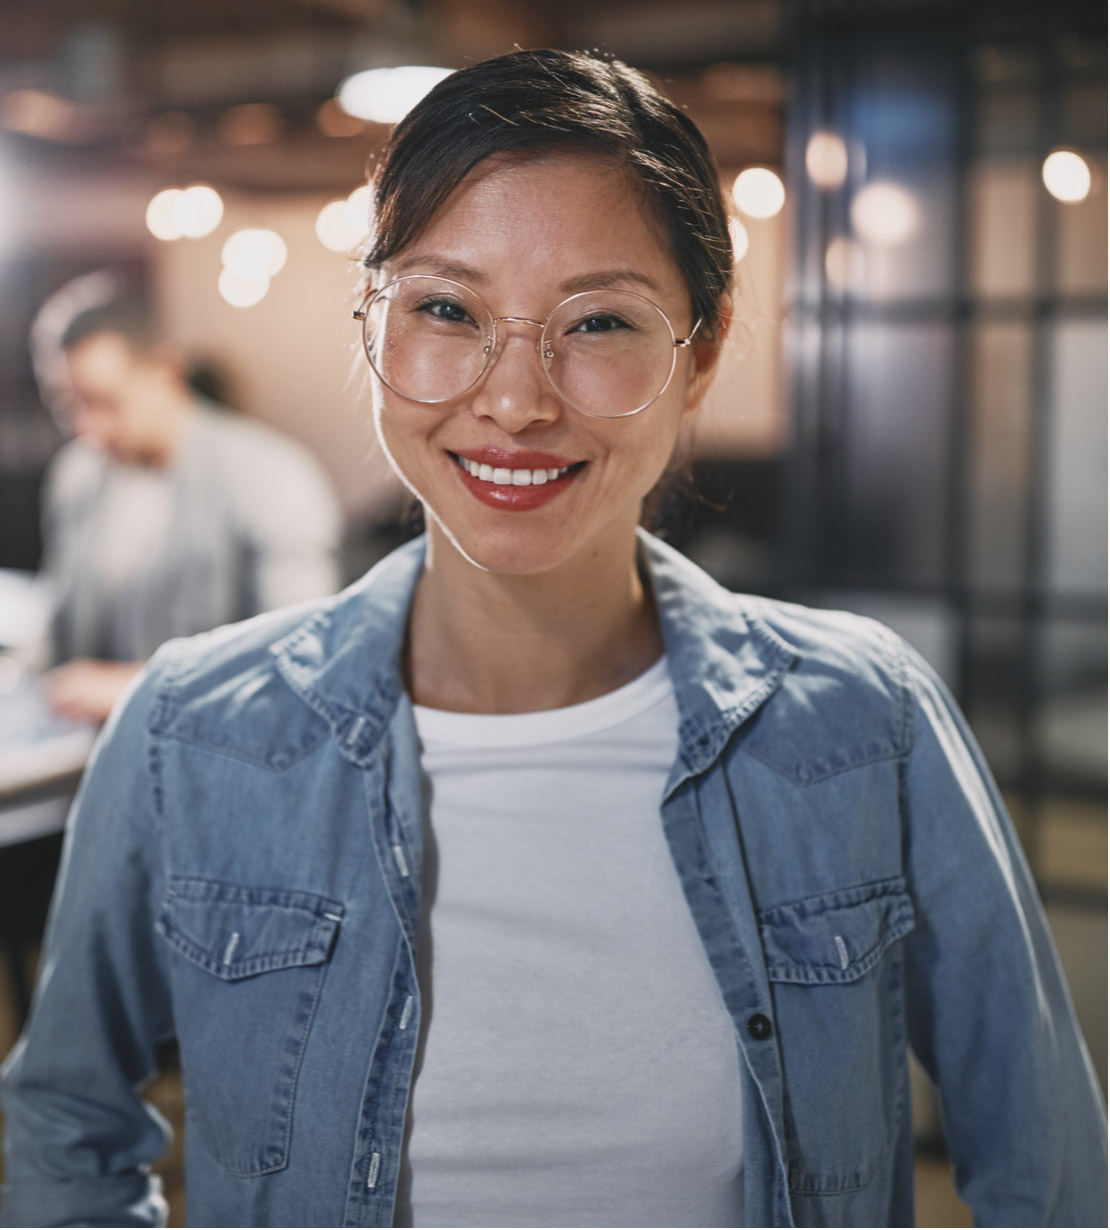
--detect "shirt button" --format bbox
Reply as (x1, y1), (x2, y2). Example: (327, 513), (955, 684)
(747, 1013), (773, 1040)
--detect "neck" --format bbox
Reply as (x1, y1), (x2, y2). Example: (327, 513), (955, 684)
(406, 523), (662, 714)
(137, 394), (193, 468)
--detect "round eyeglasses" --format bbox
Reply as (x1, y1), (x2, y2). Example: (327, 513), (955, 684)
(354, 275), (700, 419)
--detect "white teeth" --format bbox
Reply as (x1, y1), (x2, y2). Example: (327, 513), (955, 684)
(455, 454), (573, 485)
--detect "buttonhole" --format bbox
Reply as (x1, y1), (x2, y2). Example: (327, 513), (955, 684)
(348, 715), (368, 747)
(223, 930), (241, 967)
(400, 995), (414, 1031)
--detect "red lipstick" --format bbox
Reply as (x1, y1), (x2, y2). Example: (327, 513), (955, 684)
(448, 449), (586, 511)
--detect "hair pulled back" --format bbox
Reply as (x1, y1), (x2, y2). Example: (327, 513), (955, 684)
(364, 49), (733, 339)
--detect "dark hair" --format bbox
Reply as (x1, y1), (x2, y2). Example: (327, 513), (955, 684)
(58, 293), (158, 353)
(29, 272), (162, 415)
(364, 49), (733, 339)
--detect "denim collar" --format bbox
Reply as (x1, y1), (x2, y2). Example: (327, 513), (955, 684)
(641, 531), (796, 787)
(272, 531), (796, 778)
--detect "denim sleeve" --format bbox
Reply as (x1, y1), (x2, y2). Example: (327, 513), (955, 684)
(1, 658), (175, 1228)
(898, 642), (1107, 1227)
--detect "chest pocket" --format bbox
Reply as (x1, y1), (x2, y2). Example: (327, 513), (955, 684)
(157, 877), (343, 1177)
(758, 877), (915, 1196)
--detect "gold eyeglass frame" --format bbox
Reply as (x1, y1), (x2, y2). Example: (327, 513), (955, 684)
(354, 275), (701, 419)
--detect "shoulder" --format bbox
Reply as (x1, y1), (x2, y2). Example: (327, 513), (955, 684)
(735, 594), (916, 783)
(191, 405), (327, 476)
(44, 438), (104, 503)
(646, 530), (908, 705)
(742, 593), (908, 696)
(129, 535), (423, 768)
(188, 406), (340, 525)
(136, 597), (338, 771)
(723, 595), (915, 787)
(645, 532), (918, 781)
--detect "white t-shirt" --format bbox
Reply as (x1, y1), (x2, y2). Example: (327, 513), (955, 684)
(398, 657), (745, 1228)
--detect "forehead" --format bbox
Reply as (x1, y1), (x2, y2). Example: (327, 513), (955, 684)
(389, 152), (685, 299)
(64, 331), (138, 383)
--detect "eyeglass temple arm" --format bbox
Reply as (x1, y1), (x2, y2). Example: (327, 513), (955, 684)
(675, 317), (702, 347)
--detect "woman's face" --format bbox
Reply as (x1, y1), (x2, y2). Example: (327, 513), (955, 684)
(370, 151), (719, 578)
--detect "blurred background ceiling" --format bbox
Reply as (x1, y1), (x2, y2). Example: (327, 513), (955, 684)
(0, 0), (785, 191)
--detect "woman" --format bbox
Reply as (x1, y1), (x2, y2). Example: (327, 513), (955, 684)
(1, 49), (1104, 1229)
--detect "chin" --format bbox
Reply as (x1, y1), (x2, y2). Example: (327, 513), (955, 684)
(426, 505), (579, 577)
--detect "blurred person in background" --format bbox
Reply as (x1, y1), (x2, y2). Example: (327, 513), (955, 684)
(27, 272), (344, 723)
(1, 51), (1105, 1230)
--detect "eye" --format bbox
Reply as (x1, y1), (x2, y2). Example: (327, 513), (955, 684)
(567, 313), (634, 335)
(417, 297), (475, 325)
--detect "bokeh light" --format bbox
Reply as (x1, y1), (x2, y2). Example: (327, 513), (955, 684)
(728, 216), (750, 262)
(1, 89), (76, 140)
(805, 132), (849, 190)
(346, 185), (371, 234)
(1042, 150), (1091, 203)
(731, 167), (785, 219)
(221, 228), (288, 279)
(825, 237), (865, 289)
(218, 268), (270, 308)
(146, 188), (184, 241)
(850, 181), (918, 245)
(315, 200), (362, 252)
(173, 184), (223, 238)
(336, 66), (454, 124)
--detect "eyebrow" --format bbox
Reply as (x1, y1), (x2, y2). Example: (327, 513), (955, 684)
(389, 255), (664, 298)
(558, 268), (664, 296)
(391, 256), (489, 284)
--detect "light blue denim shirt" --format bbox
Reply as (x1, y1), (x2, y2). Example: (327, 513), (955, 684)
(2, 533), (1105, 1228)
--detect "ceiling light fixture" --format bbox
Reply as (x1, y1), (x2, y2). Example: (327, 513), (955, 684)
(731, 167), (786, 219)
(1042, 149), (1092, 203)
(336, 66), (454, 124)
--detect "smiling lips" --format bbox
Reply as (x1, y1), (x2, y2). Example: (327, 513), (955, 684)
(449, 449), (585, 510)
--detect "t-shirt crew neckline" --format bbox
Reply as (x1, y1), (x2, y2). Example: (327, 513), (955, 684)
(411, 655), (671, 747)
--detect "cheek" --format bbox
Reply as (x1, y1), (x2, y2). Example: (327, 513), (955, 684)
(370, 388), (444, 495)
(370, 381), (409, 449)
(623, 405), (688, 481)
(370, 394), (408, 485)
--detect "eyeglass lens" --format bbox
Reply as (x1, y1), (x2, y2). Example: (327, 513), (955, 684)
(362, 276), (680, 418)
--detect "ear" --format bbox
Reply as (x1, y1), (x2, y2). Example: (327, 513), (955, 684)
(682, 293), (732, 417)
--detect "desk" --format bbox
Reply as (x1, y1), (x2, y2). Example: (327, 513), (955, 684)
(0, 665), (96, 842)
(0, 659), (96, 1024)
(0, 568), (94, 840)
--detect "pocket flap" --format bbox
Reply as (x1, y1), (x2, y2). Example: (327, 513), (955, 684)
(758, 877), (914, 985)
(157, 877), (343, 981)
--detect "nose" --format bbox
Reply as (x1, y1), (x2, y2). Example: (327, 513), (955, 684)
(470, 323), (562, 432)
